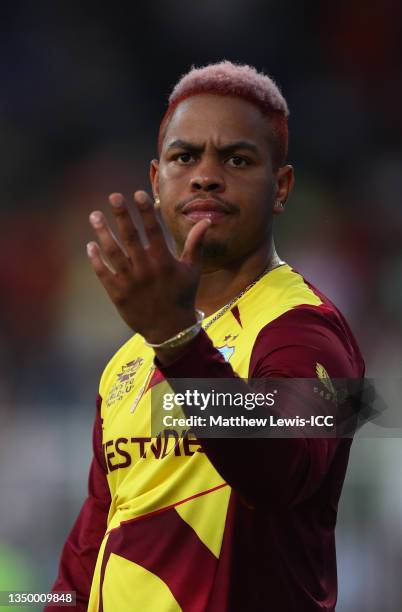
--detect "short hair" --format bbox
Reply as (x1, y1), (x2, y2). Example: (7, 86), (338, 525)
(158, 60), (289, 169)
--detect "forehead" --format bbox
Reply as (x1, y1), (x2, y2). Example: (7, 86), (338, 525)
(162, 94), (271, 150)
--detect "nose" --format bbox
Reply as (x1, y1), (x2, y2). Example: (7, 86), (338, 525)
(190, 162), (225, 193)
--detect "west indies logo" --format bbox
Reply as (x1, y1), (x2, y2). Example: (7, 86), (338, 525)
(216, 333), (238, 362)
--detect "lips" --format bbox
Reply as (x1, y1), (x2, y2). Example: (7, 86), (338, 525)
(181, 198), (232, 223)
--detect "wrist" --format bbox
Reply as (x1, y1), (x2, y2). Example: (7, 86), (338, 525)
(154, 337), (198, 367)
(143, 310), (203, 347)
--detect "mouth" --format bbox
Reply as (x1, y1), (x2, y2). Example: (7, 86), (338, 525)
(181, 198), (233, 223)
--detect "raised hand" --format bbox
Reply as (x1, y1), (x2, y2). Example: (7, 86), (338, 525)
(87, 191), (211, 345)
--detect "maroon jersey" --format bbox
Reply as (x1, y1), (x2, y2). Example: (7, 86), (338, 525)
(48, 265), (364, 611)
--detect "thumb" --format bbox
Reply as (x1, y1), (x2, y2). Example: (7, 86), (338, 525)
(180, 218), (211, 266)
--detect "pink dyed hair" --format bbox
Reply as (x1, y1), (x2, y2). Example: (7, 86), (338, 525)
(158, 61), (289, 169)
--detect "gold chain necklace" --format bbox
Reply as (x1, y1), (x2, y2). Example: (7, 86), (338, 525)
(203, 261), (283, 330)
(129, 261), (284, 413)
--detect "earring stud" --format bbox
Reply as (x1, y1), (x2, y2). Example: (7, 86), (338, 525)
(154, 196), (160, 209)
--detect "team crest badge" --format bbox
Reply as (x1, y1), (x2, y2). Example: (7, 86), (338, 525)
(217, 344), (235, 362)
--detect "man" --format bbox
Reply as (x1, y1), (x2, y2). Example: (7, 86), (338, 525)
(48, 61), (364, 611)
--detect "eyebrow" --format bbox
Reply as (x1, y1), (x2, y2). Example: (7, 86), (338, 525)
(166, 139), (258, 155)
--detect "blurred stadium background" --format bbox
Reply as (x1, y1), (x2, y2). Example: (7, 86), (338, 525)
(0, 1), (401, 610)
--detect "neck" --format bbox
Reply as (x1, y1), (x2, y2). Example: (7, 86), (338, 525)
(195, 240), (283, 316)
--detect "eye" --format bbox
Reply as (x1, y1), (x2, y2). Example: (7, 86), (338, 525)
(227, 156), (248, 167)
(174, 152), (194, 164)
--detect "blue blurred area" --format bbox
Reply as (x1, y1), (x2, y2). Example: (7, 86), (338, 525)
(0, 1), (401, 610)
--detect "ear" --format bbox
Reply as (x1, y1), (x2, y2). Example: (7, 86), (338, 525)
(150, 159), (159, 198)
(273, 165), (295, 215)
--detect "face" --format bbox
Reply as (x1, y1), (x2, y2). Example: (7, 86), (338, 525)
(151, 94), (293, 266)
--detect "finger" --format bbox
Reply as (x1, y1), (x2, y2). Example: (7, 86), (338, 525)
(108, 193), (145, 262)
(180, 218), (211, 266)
(89, 210), (130, 274)
(134, 191), (168, 256)
(86, 241), (116, 287)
